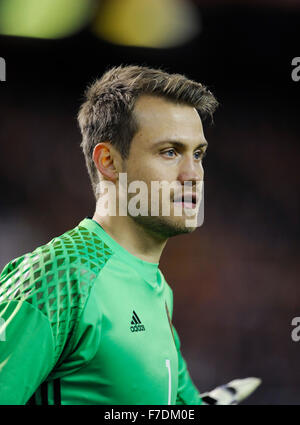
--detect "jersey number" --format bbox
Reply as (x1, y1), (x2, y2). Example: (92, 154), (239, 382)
(165, 359), (171, 405)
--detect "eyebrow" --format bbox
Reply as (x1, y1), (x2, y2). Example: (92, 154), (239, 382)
(152, 139), (208, 150)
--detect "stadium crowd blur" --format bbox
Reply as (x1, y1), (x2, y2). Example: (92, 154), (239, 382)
(0, 0), (299, 404)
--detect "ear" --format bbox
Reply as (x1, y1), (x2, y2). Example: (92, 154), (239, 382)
(93, 142), (119, 182)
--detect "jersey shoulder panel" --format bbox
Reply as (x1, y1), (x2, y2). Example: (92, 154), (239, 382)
(0, 223), (114, 366)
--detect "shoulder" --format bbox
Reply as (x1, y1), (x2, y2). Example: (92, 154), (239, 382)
(0, 222), (114, 363)
(0, 223), (113, 306)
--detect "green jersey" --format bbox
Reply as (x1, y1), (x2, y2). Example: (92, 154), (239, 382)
(0, 218), (202, 405)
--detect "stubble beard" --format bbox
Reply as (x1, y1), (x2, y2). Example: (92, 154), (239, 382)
(130, 212), (196, 240)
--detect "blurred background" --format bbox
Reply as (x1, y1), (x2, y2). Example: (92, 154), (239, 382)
(0, 0), (299, 404)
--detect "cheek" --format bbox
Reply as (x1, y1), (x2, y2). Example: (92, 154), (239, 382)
(126, 157), (159, 184)
(126, 151), (179, 188)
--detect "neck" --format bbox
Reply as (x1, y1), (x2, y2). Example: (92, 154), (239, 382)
(92, 211), (167, 264)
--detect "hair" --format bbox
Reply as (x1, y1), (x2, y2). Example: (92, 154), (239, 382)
(77, 64), (218, 198)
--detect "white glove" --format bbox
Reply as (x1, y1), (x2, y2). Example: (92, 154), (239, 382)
(200, 377), (262, 405)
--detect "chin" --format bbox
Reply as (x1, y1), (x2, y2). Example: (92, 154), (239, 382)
(131, 215), (197, 238)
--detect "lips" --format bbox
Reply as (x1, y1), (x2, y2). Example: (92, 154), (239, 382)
(173, 192), (197, 204)
(172, 193), (198, 210)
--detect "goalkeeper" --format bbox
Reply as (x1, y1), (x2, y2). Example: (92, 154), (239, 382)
(0, 65), (260, 405)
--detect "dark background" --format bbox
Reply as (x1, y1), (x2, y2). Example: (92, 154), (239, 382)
(0, 0), (300, 404)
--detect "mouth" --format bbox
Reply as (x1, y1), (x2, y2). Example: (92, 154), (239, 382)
(172, 193), (197, 209)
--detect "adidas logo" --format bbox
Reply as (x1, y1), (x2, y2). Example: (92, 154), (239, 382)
(130, 310), (145, 332)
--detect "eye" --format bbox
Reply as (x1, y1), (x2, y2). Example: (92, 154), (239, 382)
(194, 150), (207, 161)
(162, 148), (177, 158)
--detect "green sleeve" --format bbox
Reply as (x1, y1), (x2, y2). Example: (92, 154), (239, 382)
(173, 326), (202, 405)
(0, 227), (105, 405)
(0, 300), (55, 404)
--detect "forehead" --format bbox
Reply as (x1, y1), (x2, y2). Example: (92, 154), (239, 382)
(132, 94), (204, 145)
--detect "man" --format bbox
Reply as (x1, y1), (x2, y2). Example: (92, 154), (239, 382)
(0, 65), (260, 405)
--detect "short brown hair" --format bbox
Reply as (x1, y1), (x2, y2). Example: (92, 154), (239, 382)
(77, 64), (218, 197)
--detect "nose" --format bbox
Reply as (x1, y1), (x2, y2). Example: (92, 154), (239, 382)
(177, 155), (204, 185)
